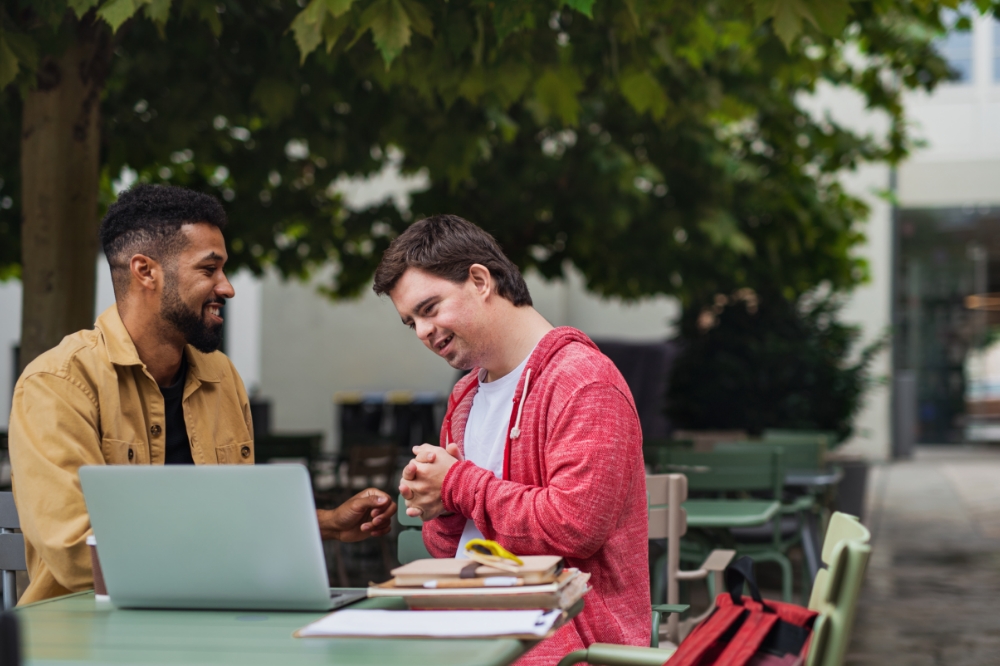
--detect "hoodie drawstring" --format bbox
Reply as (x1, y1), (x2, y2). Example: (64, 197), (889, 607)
(509, 368), (532, 440)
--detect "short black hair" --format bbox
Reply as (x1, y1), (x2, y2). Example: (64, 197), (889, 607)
(100, 184), (227, 297)
(373, 215), (532, 306)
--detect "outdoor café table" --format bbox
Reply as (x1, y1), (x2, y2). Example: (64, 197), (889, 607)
(784, 465), (844, 579)
(15, 591), (578, 666)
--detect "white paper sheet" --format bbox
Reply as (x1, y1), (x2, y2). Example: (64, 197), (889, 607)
(296, 609), (562, 638)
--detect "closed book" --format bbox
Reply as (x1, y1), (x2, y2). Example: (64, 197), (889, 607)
(390, 555), (563, 587)
(368, 569), (590, 611)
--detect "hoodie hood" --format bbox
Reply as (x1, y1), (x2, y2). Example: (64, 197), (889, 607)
(443, 326), (601, 478)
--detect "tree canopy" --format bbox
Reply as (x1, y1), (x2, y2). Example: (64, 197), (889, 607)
(0, 0), (987, 305)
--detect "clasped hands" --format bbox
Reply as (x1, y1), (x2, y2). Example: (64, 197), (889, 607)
(399, 442), (463, 520)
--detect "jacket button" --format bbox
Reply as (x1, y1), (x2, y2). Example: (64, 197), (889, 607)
(150, 425), (162, 436)
(240, 446), (251, 459)
(128, 448), (134, 461)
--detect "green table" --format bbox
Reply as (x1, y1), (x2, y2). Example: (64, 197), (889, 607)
(651, 499), (781, 528)
(15, 591), (544, 666)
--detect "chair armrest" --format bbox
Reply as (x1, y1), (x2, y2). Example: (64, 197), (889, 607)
(558, 644), (676, 666)
(652, 604), (690, 614)
(701, 549), (736, 571)
(651, 604), (689, 647)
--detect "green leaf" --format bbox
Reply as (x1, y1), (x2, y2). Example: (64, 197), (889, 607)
(68, 0), (101, 18)
(562, 0), (596, 19)
(769, 0), (806, 49)
(324, 0), (356, 17)
(620, 70), (669, 119)
(251, 78), (298, 123)
(3, 30), (39, 73)
(458, 67), (485, 103)
(493, 1), (535, 44)
(0, 34), (20, 90)
(698, 211), (755, 256)
(143, 0), (172, 25)
(97, 0), (139, 33)
(291, 0), (329, 63)
(323, 13), (353, 53)
(195, 2), (223, 37)
(494, 60), (532, 107)
(808, 0), (850, 38)
(358, 0), (412, 67)
(532, 67), (584, 125)
(400, 0), (433, 38)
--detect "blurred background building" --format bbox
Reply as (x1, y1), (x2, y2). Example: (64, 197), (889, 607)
(3, 13), (1000, 463)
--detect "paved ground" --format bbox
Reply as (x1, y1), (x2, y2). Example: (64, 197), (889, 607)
(847, 445), (1000, 666)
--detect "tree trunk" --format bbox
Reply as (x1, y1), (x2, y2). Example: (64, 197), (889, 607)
(19, 19), (111, 373)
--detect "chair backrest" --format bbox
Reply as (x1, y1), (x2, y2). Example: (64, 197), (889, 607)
(716, 439), (826, 473)
(808, 512), (871, 611)
(0, 494), (17, 532)
(646, 474), (688, 540)
(642, 439), (693, 472)
(396, 493), (431, 564)
(763, 429), (837, 448)
(0, 493), (25, 611)
(671, 430), (748, 452)
(806, 538), (872, 666)
(661, 449), (784, 497)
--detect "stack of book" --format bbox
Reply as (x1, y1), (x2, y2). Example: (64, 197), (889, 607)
(368, 555), (590, 611)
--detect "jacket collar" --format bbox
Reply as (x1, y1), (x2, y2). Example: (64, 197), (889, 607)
(96, 305), (222, 383)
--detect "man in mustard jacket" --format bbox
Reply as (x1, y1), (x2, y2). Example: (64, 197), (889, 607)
(8, 184), (396, 605)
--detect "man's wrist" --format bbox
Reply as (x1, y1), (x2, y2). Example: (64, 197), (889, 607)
(316, 509), (341, 541)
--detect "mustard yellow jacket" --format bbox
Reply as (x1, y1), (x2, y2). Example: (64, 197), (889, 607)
(9, 305), (254, 605)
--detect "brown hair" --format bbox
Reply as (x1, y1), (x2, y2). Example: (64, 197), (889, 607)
(373, 215), (532, 306)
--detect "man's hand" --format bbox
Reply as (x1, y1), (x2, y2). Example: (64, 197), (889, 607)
(317, 488), (397, 542)
(399, 443), (460, 521)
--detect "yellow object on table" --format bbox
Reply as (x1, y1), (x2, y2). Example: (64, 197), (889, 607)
(465, 538), (524, 572)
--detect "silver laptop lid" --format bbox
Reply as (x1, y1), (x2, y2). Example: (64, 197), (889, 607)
(80, 464), (332, 611)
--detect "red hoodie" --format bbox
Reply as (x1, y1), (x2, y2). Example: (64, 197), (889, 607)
(425, 327), (651, 664)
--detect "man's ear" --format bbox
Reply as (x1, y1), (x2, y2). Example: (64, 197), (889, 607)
(468, 264), (492, 298)
(129, 254), (161, 293)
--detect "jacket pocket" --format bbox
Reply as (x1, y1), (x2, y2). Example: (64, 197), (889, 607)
(101, 438), (149, 465)
(215, 440), (254, 465)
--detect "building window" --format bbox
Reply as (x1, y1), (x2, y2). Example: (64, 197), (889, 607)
(938, 12), (974, 83)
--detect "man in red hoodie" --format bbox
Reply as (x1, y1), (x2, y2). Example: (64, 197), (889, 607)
(373, 215), (650, 664)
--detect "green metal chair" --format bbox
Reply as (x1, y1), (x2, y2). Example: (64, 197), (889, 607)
(396, 492), (431, 564)
(642, 439), (694, 472)
(808, 512), (870, 611)
(648, 473), (734, 646)
(659, 448), (798, 602)
(715, 439), (827, 597)
(557, 535), (871, 666)
(763, 429), (838, 449)
(0, 431), (9, 490)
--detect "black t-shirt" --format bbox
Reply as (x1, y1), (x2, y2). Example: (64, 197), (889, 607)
(160, 356), (194, 465)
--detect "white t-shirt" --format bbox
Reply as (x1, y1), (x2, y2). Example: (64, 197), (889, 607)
(455, 353), (532, 557)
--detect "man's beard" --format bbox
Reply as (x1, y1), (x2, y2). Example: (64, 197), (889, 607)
(161, 274), (224, 353)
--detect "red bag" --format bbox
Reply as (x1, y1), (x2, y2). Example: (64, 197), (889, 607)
(666, 557), (818, 666)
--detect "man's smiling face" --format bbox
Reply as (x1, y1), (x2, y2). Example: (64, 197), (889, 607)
(159, 222), (235, 353)
(389, 267), (488, 370)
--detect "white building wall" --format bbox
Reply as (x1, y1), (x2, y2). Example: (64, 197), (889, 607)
(899, 14), (1000, 207)
(797, 75), (894, 460)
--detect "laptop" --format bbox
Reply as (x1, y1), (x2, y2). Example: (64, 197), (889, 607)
(79, 464), (367, 611)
